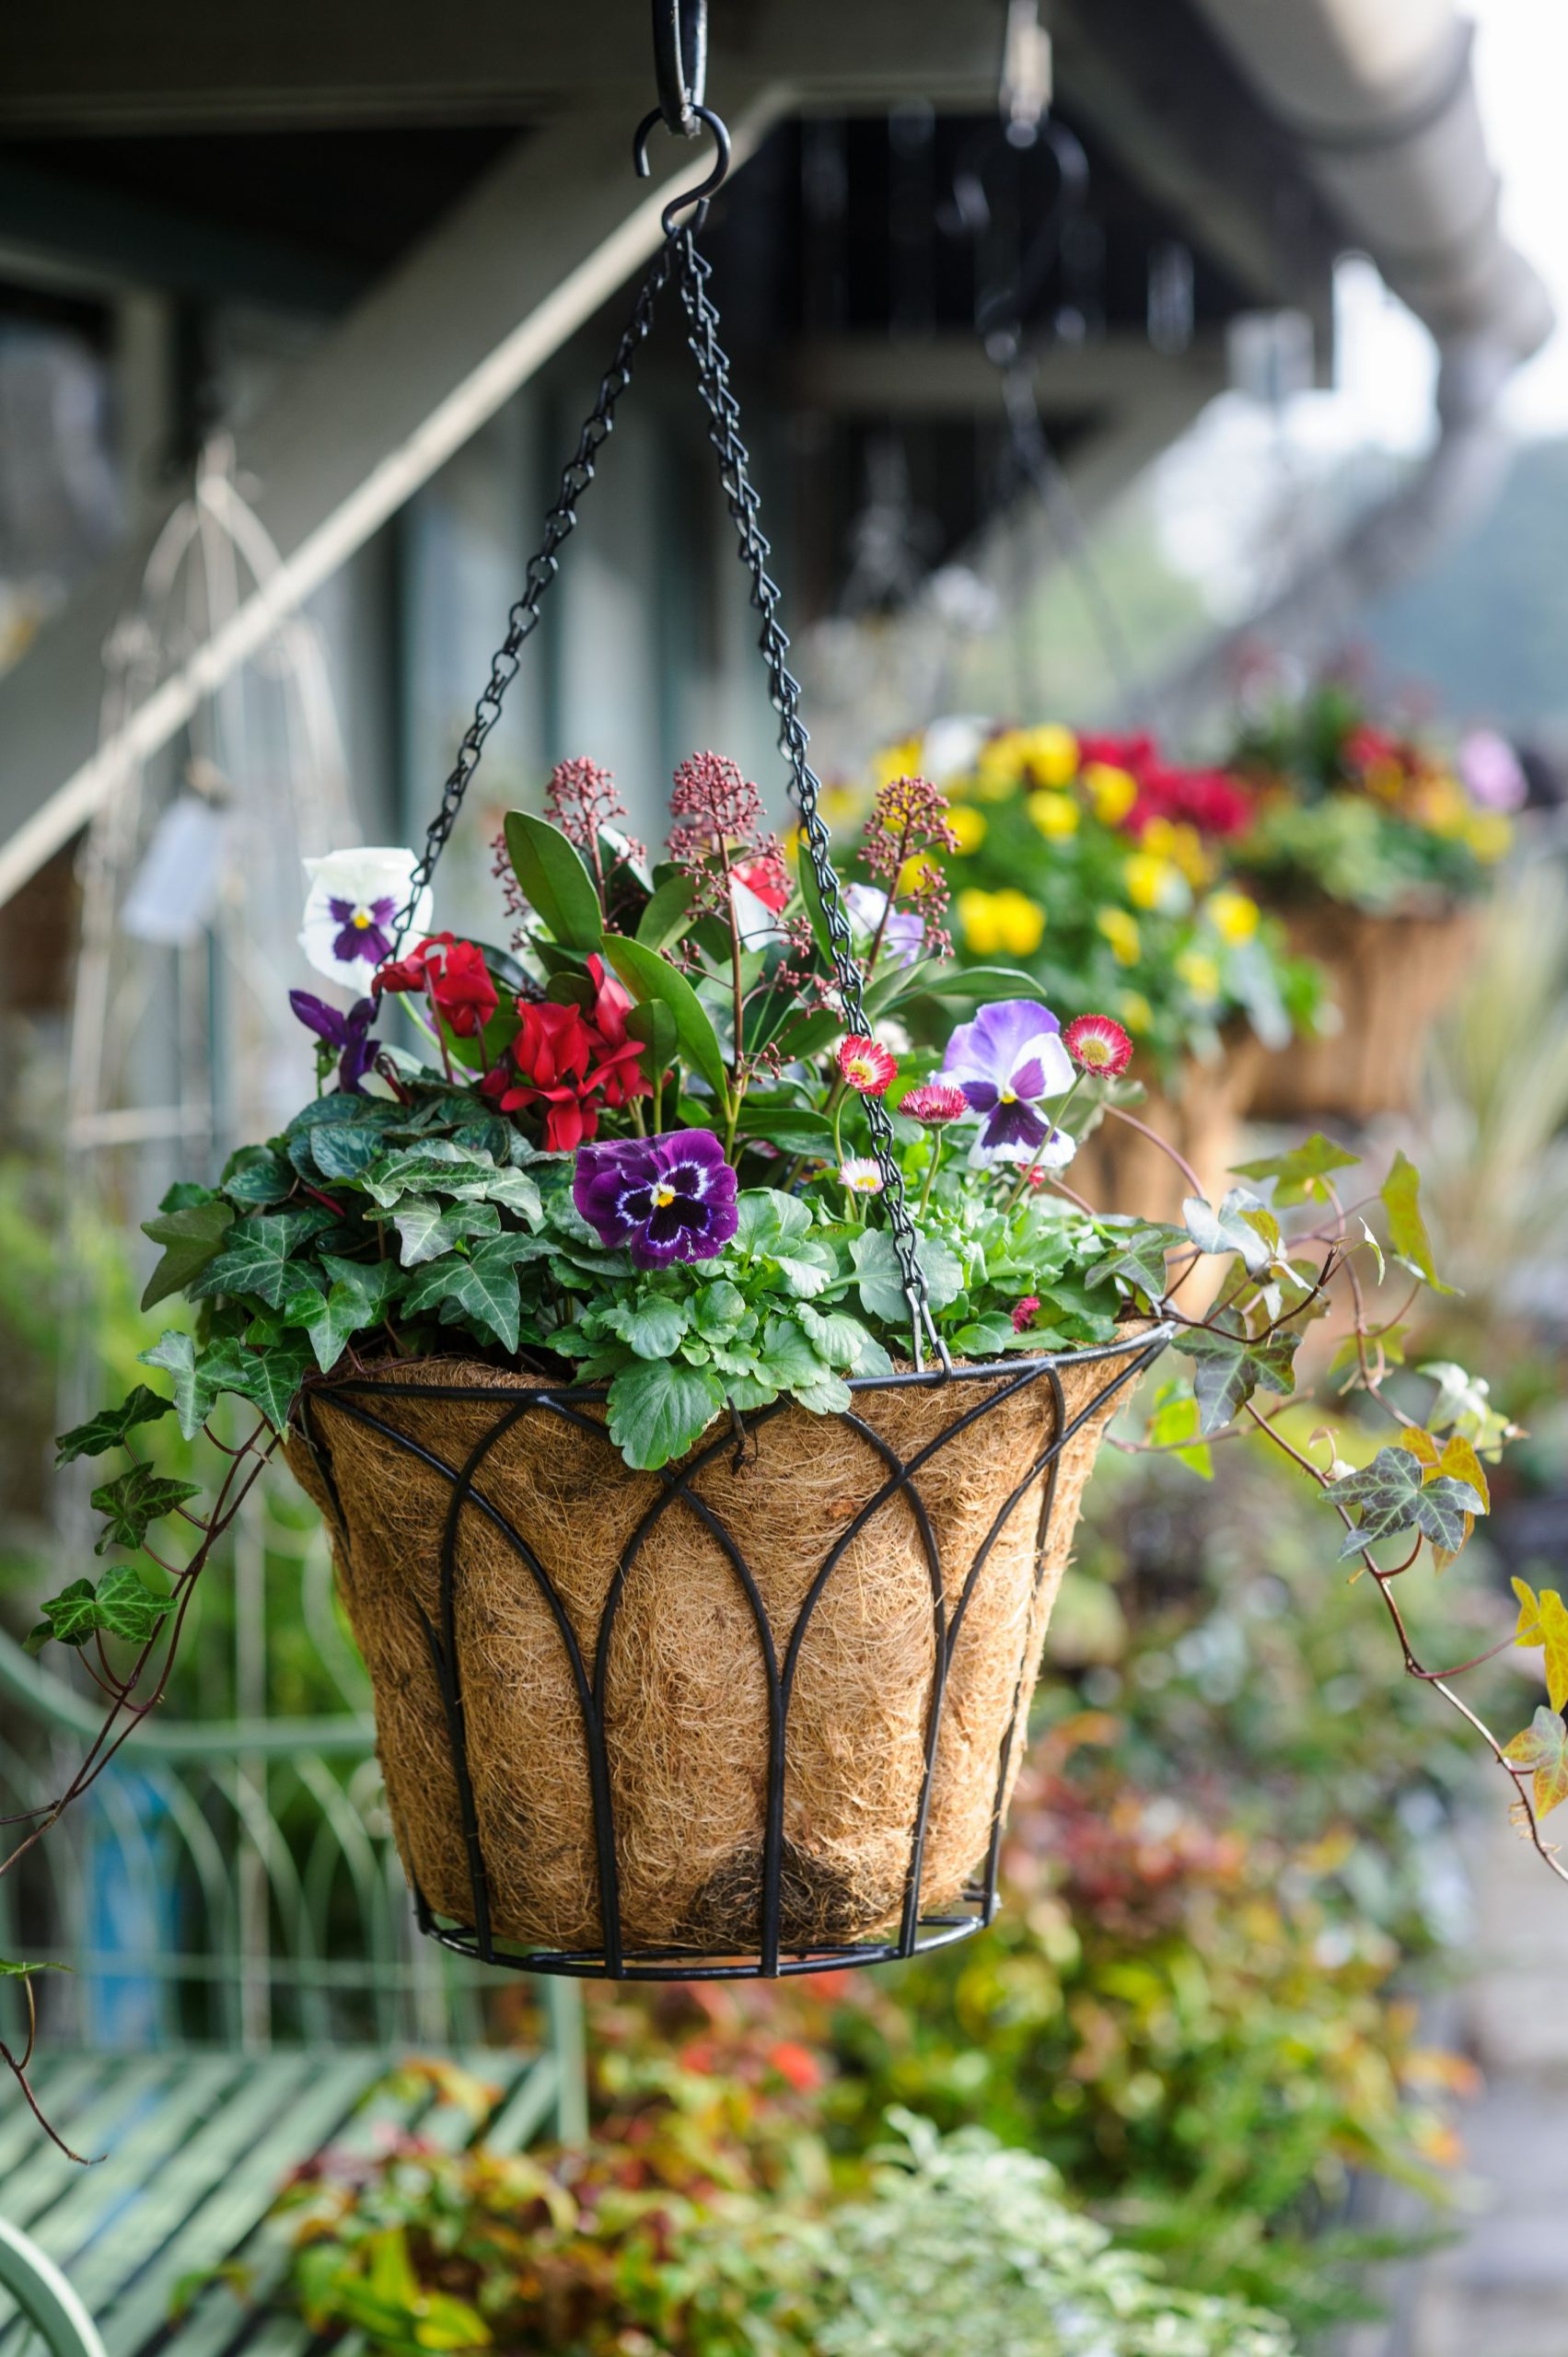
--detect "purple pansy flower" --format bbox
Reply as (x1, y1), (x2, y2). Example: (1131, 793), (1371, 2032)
(573, 1130), (739, 1271)
(290, 991), (379, 1094)
(938, 998), (1075, 1166)
(845, 882), (924, 969)
(328, 893), (399, 966)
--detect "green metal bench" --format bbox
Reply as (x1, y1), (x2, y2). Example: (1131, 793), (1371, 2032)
(0, 1485), (585, 2357)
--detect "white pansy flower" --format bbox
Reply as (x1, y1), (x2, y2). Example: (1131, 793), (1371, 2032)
(298, 848), (434, 989)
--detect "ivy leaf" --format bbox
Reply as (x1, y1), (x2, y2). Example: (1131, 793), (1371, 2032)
(1181, 1190), (1276, 1277)
(293, 1255), (401, 1374)
(140, 1198), (235, 1310)
(1146, 1380), (1214, 1479)
(1231, 1132), (1360, 1208)
(400, 1236), (549, 1354)
(305, 1123), (389, 1181)
(1174, 1316), (1299, 1434)
(392, 1198), (503, 1267)
(361, 1144), (541, 1224)
(1326, 1328), (1407, 1392)
(606, 1358), (725, 1471)
(850, 1227), (963, 1325)
(1381, 1150), (1455, 1294)
(1086, 1223), (1188, 1303)
(601, 935), (731, 1109)
(224, 1337), (313, 1431)
(1512, 1580), (1568, 1712)
(140, 1330), (218, 1439)
(1503, 1708), (1568, 1819)
(1324, 1445), (1483, 1562)
(55, 1387), (173, 1465)
(90, 1463), (202, 1554)
(503, 810), (605, 952)
(190, 1209), (339, 1308)
(220, 1144), (296, 1208)
(26, 1565), (176, 1655)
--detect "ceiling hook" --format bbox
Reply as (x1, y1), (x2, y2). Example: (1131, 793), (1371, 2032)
(633, 101), (733, 238)
(650, 0), (708, 136)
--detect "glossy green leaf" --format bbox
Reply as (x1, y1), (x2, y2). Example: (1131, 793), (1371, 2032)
(635, 872), (696, 952)
(1381, 1150), (1455, 1294)
(601, 935), (731, 1108)
(90, 1463), (202, 1553)
(189, 1208), (340, 1308)
(503, 810), (604, 952)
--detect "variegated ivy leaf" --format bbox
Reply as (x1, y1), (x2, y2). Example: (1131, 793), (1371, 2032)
(55, 1386), (172, 1465)
(400, 1234), (553, 1354)
(391, 1198), (503, 1267)
(1512, 1579), (1568, 1713)
(1181, 1189), (1276, 1278)
(1085, 1223), (1188, 1305)
(360, 1141), (542, 1225)
(1504, 1708), (1568, 1820)
(1231, 1132), (1360, 1208)
(1173, 1315), (1300, 1434)
(188, 1208), (340, 1309)
(89, 1463), (202, 1554)
(1324, 1445), (1483, 1562)
(26, 1564), (175, 1655)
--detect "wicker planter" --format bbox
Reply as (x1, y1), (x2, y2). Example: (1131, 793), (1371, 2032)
(285, 1333), (1161, 1979)
(1070, 1034), (1267, 1226)
(1249, 900), (1477, 1123)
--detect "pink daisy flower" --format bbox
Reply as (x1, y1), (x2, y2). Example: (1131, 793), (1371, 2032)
(900, 1082), (969, 1128)
(1063, 1013), (1133, 1077)
(838, 1035), (899, 1097)
(1012, 1295), (1041, 1332)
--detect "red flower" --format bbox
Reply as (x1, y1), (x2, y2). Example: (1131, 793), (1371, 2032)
(766, 2040), (824, 2094)
(838, 1035), (898, 1097)
(483, 973), (651, 1152)
(1063, 1014), (1133, 1076)
(900, 1082), (969, 1128)
(1075, 733), (1252, 840)
(1012, 1295), (1041, 1332)
(734, 854), (790, 912)
(374, 934), (499, 1038)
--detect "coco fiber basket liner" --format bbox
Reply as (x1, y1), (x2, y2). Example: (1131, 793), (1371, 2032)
(285, 1330), (1160, 1978)
(1249, 900), (1477, 1123)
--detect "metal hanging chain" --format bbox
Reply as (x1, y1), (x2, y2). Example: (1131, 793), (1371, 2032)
(392, 242), (677, 944)
(673, 227), (944, 1368)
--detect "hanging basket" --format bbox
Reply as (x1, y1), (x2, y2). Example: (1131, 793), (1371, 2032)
(1248, 900), (1477, 1124)
(1070, 1033), (1268, 1226)
(285, 1331), (1160, 1979)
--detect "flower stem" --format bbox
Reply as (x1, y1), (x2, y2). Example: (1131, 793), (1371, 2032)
(919, 1132), (945, 1218)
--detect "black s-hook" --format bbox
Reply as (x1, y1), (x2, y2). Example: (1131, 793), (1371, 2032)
(633, 101), (732, 237)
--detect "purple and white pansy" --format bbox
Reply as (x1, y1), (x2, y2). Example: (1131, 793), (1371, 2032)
(845, 882), (924, 970)
(573, 1130), (740, 1271)
(939, 999), (1077, 1167)
(298, 849), (434, 990)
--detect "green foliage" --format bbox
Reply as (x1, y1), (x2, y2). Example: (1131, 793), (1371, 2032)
(53, 1387), (173, 1464)
(1324, 1446), (1484, 1562)
(504, 808), (606, 952)
(88, 1463), (201, 1553)
(25, 1564), (173, 1654)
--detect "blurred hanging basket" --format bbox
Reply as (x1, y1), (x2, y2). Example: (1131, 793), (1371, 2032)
(1248, 901), (1477, 1124)
(285, 1334), (1159, 1978)
(1070, 1032), (1268, 1226)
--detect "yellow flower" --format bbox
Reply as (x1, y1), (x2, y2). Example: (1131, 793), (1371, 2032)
(1465, 810), (1513, 863)
(1018, 724), (1079, 787)
(1097, 907), (1141, 966)
(1177, 947), (1221, 1002)
(1143, 817), (1214, 888)
(1084, 761), (1138, 826)
(1123, 852), (1182, 912)
(958, 887), (1045, 957)
(897, 852), (942, 897)
(1204, 887), (1260, 944)
(820, 783), (868, 834)
(871, 739), (922, 790)
(781, 825), (806, 869)
(1416, 774), (1469, 838)
(1119, 990), (1154, 1034)
(947, 805), (988, 853)
(1365, 756), (1407, 803)
(1026, 789), (1080, 840)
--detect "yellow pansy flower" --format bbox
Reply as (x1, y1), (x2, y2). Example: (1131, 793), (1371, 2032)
(820, 783), (868, 834)
(1119, 990), (1154, 1034)
(947, 805), (988, 853)
(1084, 761), (1137, 826)
(1143, 816), (1213, 888)
(1097, 907), (1141, 966)
(1018, 724), (1079, 787)
(958, 888), (1045, 957)
(1177, 947), (1221, 1002)
(1416, 774), (1469, 837)
(1027, 789), (1080, 840)
(1204, 887), (1260, 944)
(1123, 852), (1181, 912)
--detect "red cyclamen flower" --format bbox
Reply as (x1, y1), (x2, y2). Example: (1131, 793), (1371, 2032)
(374, 934), (499, 1038)
(838, 1035), (898, 1096)
(1012, 1295), (1041, 1333)
(900, 1082), (969, 1128)
(482, 984), (650, 1152)
(1063, 1014), (1133, 1077)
